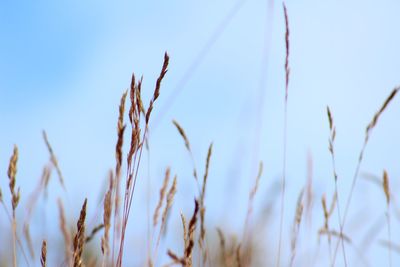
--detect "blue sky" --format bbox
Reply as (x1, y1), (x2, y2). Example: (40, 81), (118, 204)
(1, 0), (400, 265)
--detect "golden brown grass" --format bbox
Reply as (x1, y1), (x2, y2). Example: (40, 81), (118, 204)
(1, 85), (398, 267)
(167, 199), (199, 267)
(101, 170), (113, 267)
(116, 52), (170, 267)
(41, 240), (47, 267)
(8, 145), (19, 267)
(383, 170), (392, 267)
(73, 198), (88, 267)
(1, 10), (400, 266)
(112, 90), (128, 264)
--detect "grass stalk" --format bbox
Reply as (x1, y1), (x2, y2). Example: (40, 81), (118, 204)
(332, 86), (399, 265)
(277, 3), (290, 266)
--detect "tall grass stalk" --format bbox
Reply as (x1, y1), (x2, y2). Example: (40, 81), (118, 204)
(277, 3), (290, 266)
(326, 106), (347, 266)
(332, 86), (400, 265)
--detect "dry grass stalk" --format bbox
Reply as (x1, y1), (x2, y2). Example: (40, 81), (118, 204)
(8, 145), (20, 212)
(167, 200), (199, 267)
(241, 160), (263, 267)
(163, 178), (178, 215)
(283, 2), (290, 100)
(24, 164), (53, 259)
(277, 3), (290, 266)
(41, 240), (47, 267)
(8, 145), (19, 267)
(244, 161), (263, 236)
(127, 74), (142, 169)
(185, 199), (199, 266)
(101, 170), (114, 267)
(319, 192), (338, 265)
(117, 53), (169, 267)
(304, 153), (313, 224)
(167, 250), (185, 266)
(42, 130), (65, 189)
(41, 165), (52, 195)
(23, 224), (34, 259)
(113, 90), (128, 264)
(146, 52), (169, 124)
(383, 170), (390, 205)
(85, 224), (105, 243)
(236, 244), (242, 267)
(0, 184), (29, 266)
(101, 189), (112, 254)
(290, 189), (304, 267)
(73, 198), (88, 267)
(129, 73), (136, 125)
(136, 77), (145, 116)
(181, 212), (188, 249)
(326, 107), (336, 161)
(366, 89), (399, 138)
(322, 195), (329, 230)
(326, 106), (347, 266)
(333, 86), (400, 265)
(322, 229), (370, 266)
(319, 229), (351, 244)
(101, 171), (113, 267)
(155, 175), (177, 253)
(326, 106), (347, 265)
(217, 228), (228, 266)
(199, 143), (213, 249)
(58, 198), (72, 266)
(173, 120), (191, 153)
(172, 120), (199, 184)
(114, 90), (128, 216)
(382, 170), (392, 267)
(321, 194), (333, 259)
(153, 168), (171, 227)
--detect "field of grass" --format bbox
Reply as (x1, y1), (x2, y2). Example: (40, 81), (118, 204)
(1, 2), (400, 267)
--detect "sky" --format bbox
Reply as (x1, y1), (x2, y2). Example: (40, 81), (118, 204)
(1, 0), (400, 266)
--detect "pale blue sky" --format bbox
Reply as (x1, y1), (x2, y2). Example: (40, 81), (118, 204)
(1, 1), (400, 265)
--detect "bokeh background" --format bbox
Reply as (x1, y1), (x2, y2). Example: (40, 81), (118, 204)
(1, 0), (400, 266)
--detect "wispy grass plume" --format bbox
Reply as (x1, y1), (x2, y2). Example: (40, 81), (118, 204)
(326, 106), (347, 266)
(8, 145), (20, 267)
(173, 120), (200, 190)
(73, 198), (88, 267)
(277, 3), (290, 266)
(332, 86), (399, 265)
(290, 189), (304, 267)
(117, 52), (169, 267)
(43, 130), (65, 189)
